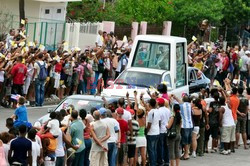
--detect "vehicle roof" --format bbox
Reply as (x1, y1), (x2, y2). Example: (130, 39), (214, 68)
(135, 35), (187, 43)
(67, 95), (117, 102)
(126, 67), (165, 75)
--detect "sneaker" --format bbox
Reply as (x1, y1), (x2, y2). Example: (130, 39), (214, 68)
(221, 150), (229, 155)
(210, 149), (216, 153)
(228, 150), (231, 154)
(192, 151), (196, 158)
(247, 140), (250, 145)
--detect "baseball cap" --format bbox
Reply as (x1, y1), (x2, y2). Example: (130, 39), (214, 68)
(127, 109), (135, 115)
(245, 50), (250, 55)
(98, 107), (107, 115)
(156, 98), (165, 105)
(116, 107), (124, 114)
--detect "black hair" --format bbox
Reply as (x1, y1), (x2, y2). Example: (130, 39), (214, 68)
(71, 110), (78, 119)
(157, 83), (167, 94)
(28, 128), (37, 140)
(6, 118), (14, 128)
(219, 96), (226, 105)
(79, 109), (87, 120)
(213, 91), (220, 101)
(18, 125), (27, 134)
(149, 99), (156, 108)
(192, 98), (203, 110)
(238, 87), (244, 95)
(118, 98), (125, 107)
(56, 112), (63, 123)
(60, 109), (66, 117)
(210, 88), (218, 97)
(232, 87), (238, 95)
(38, 53), (43, 59)
(173, 104), (181, 126)
(90, 107), (97, 116)
(50, 111), (57, 119)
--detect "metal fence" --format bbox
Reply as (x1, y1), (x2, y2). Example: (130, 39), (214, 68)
(0, 13), (66, 50)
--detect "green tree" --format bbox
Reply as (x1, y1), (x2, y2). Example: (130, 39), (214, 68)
(172, 0), (224, 27)
(221, 0), (250, 26)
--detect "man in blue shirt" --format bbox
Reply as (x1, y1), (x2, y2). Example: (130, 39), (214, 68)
(8, 125), (32, 166)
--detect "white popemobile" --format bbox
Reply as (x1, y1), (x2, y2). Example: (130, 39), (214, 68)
(102, 35), (189, 99)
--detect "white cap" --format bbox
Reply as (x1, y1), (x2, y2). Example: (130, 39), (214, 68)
(245, 50), (250, 55)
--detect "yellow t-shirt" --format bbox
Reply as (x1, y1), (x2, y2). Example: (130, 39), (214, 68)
(194, 61), (203, 70)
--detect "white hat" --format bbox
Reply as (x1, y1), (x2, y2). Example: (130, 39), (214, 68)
(245, 50), (250, 55)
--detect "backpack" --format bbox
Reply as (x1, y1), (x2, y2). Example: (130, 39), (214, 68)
(83, 64), (91, 80)
(37, 61), (47, 80)
(120, 54), (128, 71)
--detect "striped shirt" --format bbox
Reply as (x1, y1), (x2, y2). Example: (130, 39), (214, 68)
(127, 120), (139, 145)
(180, 102), (193, 129)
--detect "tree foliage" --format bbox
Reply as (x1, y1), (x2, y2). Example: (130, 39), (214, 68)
(67, 0), (249, 27)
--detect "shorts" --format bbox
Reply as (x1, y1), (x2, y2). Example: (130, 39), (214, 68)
(136, 136), (147, 147)
(205, 125), (219, 141)
(11, 84), (24, 96)
(127, 144), (136, 158)
(221, 126), (236, 143)
(192, 126), (200, 135)
(181, 128), (193, 145)
(236, 118), (247, 133)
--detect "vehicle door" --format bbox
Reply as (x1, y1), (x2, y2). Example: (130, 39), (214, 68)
(189, 68), (198, 93)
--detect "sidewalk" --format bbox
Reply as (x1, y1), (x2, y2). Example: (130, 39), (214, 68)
(181, 146), (250, 166)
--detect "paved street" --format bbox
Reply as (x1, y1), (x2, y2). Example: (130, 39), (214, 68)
(0, 105), (56, 131)
(1, 105), (250, 165)
(181, 147), (250, 166)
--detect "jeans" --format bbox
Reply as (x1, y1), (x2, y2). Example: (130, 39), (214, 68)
(84, 139), (92, 166)
(147, 135), (159, 166)
(108, 142), (118, 166)
(77, 80), (82, 94)
(55, 156), (64, 166)
(90, 71), (99, 95)
(35, 79), (45, 106)
(72, 149), (85, 166)
(157, 133), (169, 165)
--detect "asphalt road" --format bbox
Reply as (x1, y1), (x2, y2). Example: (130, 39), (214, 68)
(0, 105), (56, 132)
(0, 105), (249, 165)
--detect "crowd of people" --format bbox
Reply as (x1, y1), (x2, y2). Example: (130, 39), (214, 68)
(0, 24), (250, 166)
(188, 36), (250, 88)
(0, 82), (249, 166)
(0, 28), (132, 108)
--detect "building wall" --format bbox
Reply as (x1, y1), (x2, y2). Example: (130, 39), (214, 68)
(0, 0), (41, 23)
(0, 0), (67, 22)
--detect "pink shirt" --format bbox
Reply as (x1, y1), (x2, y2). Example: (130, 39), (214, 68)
(78, 65), (84, 81)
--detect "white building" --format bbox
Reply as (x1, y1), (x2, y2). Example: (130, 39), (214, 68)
(0, 0), (81, 22)
(0, 0), (81, 49)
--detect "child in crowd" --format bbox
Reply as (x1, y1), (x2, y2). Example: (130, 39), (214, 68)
(10, 96), (30, 129)
(28, 128), (41, 166)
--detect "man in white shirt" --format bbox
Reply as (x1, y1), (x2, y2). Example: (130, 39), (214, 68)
(99, 108), (120, 166)
(146, 99), (161, 166)
(96, 30), (103, 47)
(156, 98), (171, 165)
